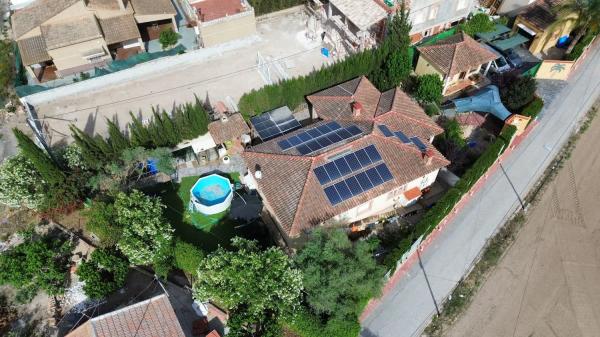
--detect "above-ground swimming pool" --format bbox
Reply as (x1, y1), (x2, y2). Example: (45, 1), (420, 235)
(189, 174), (233, 215)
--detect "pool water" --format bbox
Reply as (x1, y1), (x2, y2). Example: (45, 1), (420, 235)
(191, 175), (232, 206)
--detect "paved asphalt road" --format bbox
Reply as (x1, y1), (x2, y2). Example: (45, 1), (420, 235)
(361, 45), (600, 337)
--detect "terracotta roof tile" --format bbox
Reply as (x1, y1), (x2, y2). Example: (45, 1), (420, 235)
(130, 0), (176, 16)
(208, 113), (251, 144)
(17, 34), (51, 66)
(244, 77), (449, 237)
(11, 0), (79, 38)
(41, 15), (103, 50)
(417, 32), (498, 77)
(192, 0), (246, 22)
(403, 186), (422, 201)
(98, 14), (140, 45)
(65, 294), (185, 337)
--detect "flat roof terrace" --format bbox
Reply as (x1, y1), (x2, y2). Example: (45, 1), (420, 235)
(191, 0), (247, 22)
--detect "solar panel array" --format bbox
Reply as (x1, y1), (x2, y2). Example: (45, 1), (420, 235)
(378, 125), (412, 144)
(313, 145), (394, 205)
(251, 112), (302, 141)
(277, 122), (363, 155)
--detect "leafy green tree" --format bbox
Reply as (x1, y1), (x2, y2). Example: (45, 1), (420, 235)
(13, 129), (65, 186)
(500, 76), (537, 111)
(0, 232), (73, 301)
(174, 239), (204, 276)
(0, 152), (47, 210)
(440, 117), (466, 148)
(415, 74), (444, 104)
(460, 13), (495, 36)
(61, 144), (88, 171)
(193, 238), (302, 337)
(295, 229), (384, 320)
(77, 249), (129, 299)
(83, 200), (123, 246)
(159, 29), (180, 49)
(553, 0), (600, 54)
(115, 190), (174, 266)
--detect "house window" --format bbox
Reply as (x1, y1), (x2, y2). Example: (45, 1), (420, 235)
(412, 9), (426, 25)
(88, 55), (104, 64)
(457, 0), (470, 10)
(423, 28), (432, 37)
(428, 4), (440, 20)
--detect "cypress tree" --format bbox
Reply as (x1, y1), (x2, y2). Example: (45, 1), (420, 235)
(13, 128), (65, 185)
(128, 112), (152, 148)
(160, 110), (180, 146)
(70, 125), (112, 167)
(106, 119), (131, 155)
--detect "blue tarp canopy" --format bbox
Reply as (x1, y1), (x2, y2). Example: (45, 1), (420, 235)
(451, 85), (512, 121)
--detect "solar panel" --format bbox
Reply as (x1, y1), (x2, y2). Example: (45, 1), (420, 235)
(355, 149), (372, 167)
(323, 162), (341, 182)
(364, 145), (382, 162)
(324, 185), (342, 205)
(345, 176), (363, 196)
(410, 137), (428, 151)
(395, 131), (411, 144)
(314, 166), (330, 185)
(334, 181), (352, 202)
(345, 153), (362, 171)
(251, 109), (302, 141)
(277, 122), (363, 154)
(333, 157), (352, 176)
(375, 163), (393, 181)
(365, 166), (383, 185)
(355, 171), (374, 191)
(378, 125), (394, 137)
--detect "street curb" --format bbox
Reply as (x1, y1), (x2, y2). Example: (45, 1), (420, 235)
(360, 121), (538, 322)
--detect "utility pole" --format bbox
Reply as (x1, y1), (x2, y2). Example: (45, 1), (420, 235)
(499, 162), (526, 211)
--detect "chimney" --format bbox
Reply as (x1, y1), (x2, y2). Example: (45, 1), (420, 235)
(254, 164), (262, 179)
(422, 148), (434, 166)
(352, 101), (363, 117)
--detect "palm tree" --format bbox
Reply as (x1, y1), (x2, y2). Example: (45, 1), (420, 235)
(553, 0), (600, 54)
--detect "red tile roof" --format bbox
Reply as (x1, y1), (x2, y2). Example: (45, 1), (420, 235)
(208, 113), (251, 144)
(66, 294), (185, 337)
(243, 77), (449, 238)
(192, 0), (245, 22)
(417, 33), (498, 77)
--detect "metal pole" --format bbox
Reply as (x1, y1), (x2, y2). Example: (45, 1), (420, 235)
(499, 162), (526, 211)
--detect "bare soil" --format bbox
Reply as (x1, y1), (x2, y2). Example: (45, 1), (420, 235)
(446, 111), (600, 336)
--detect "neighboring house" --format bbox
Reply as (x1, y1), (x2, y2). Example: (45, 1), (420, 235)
(66, 294), (186, 337)
(242, 76), (449, 246)
(512, 0), (576, 56)
(208, 113), (251, 146)
(415, 32), (497, 95)
(324, 0), (388, 51)
(11, 0), (177, 81)
(180, 0), (256, 47)
(407, 0), (475, 43)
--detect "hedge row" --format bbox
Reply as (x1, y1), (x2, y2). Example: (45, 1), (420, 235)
(248, 0), (305, 16)
(384, 125), (518, 270)
(238, 50), (384, 118)
(285, 309), (361, 337)
(520, 96), (543, 123)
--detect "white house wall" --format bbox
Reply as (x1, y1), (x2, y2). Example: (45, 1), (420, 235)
(409, 0), (474, 36)
(333, 168), (441, 224)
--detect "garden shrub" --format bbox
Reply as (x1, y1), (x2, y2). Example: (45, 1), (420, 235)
(84, 200), (122, 246)
(286, 309), (361, 337)
(500, 76), (537, 111)
(566, 33), (596, 61)
(173, 239), (204, 275)
(424, 102), (441, 116)
(77, 249), (129, 299)
(159, 29), (180, 50)
(415, 74), (443, 104)
(520, 96), (543, 121)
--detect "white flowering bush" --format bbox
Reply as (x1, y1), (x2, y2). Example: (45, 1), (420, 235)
(0, 153), (47, 209)
(62, 144), (87, 171)
(114, 190), (173, 266)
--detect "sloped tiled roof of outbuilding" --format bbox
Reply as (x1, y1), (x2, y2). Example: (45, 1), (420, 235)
(417, 32), (497, 77)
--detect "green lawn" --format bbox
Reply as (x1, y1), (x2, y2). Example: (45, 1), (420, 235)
(147, 173), (241, 251)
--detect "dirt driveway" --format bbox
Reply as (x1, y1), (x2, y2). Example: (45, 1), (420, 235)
(446, 111), (600, 337)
